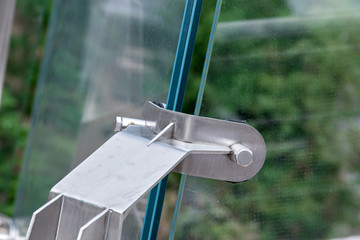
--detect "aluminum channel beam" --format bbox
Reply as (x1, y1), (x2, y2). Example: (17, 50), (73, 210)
(26, 126), (233, 239)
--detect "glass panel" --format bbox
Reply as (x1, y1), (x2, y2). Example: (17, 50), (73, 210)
(0, 0), (15, 102)
(0, 0), (17, 214)
(176, 0), (360, 239)
(0, 0), (49, 219)
(14, 0), (185, 237)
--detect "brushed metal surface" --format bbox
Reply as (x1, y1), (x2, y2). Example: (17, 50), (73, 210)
(55, 197), (104, 240)
(77, 210), (109, 240)
(28, 125), (228, 239)
(142, 101), (266, 182)
(77, 210), (124, 240)
(50, 126), (187, 217)
(26, 195), (63, 240)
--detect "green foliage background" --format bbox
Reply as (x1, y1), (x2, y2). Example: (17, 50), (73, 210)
(178, 0), (360, 239)
(0, 0), (52, 215)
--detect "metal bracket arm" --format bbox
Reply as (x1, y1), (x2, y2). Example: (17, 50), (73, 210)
(26, 101), (266, 240)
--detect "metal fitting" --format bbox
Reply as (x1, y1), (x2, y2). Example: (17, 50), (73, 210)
(113, 117), (144, 132)
(113, 117), (155, 132)
(230, 143), (253, 167)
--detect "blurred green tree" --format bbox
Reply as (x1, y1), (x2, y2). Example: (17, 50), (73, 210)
(179, 0), (360, 239)
(0, 0), (52, 215)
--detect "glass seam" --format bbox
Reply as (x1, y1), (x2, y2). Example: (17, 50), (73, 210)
(168, 0), (223, 238)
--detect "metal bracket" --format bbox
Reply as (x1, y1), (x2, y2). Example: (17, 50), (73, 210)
(26, 101), (266, 240)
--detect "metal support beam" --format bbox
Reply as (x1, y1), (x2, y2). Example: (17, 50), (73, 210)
(25, 101), (266, 239)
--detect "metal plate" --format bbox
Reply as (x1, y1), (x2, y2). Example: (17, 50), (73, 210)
(50, 126), (187, 217)
(142, 101), (266, 182)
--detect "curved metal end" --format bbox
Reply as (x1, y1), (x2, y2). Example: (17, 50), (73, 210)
(144, 101), (266, 182)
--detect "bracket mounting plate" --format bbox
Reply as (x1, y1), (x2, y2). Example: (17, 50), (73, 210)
(142, 101), (266, 182)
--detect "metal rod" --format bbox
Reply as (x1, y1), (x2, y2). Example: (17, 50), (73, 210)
(147, 122), (174, 146)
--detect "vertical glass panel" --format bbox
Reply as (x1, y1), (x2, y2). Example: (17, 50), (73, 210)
(14, 0), (185, 236)
(0, 0), (17, 213)
(176, 0), (360, 239)
(0, 0), (15, 102)
(1, 0), (49, 219)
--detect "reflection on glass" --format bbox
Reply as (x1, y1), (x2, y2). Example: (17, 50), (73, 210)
(176, 0), (360, 239)
(14, 0), (185, 237)
(121, 196), (148, 240)
(0, 0), (15, 102)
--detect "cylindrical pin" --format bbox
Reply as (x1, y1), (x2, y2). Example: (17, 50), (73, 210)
(113, 117), (148, 132)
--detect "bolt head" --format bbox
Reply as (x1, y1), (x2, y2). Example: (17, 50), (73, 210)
(230, 143), (253, 167)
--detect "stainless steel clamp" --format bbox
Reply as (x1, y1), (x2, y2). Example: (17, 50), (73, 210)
(26, 101), (266, 240)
